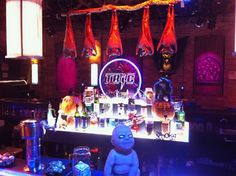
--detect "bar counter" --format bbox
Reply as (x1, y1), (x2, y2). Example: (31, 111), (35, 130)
(41, 122), (190, 167)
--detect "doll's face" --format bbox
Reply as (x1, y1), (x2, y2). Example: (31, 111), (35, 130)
(111, 125), (134, 151)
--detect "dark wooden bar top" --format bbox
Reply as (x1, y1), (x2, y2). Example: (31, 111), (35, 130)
(0, 156), (103, 176)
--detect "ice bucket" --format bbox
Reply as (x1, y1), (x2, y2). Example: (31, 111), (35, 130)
(21, 119), (44, 139)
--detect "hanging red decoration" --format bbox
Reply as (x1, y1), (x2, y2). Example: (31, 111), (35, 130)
(57, 56), (77, 97)
(81, 13), (97, 58)
(136, 6), (154, 57)
(62, 1), (180, 58)
(63, 15), (77, 58)
(106, 10), (123, 57)
(156, 4), (177, 56)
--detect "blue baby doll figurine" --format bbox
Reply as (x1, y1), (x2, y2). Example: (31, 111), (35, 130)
(104, 124), (140, 176)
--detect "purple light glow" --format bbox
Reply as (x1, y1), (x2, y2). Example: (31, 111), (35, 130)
(196, 52), (222, 84)
(99, 58), (142, 98)
(57, 56), (77, 96)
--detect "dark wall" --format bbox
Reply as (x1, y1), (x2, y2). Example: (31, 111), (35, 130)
(1, 3), (236, 109)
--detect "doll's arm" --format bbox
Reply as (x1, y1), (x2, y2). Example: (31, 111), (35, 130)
(128, 150), (140, 176)
(104, 150), (115, 176)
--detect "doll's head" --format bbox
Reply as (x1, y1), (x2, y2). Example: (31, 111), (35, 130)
(111, 124), (134, 154)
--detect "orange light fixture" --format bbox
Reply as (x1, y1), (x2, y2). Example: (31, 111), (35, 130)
(89, 40), (101, 63)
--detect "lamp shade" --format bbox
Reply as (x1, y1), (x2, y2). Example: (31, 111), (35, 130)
(6, 0), (43, 59)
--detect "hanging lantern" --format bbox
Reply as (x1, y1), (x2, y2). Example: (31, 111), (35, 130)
(156, 4), (177, 57)
(63, 15), (77, 58)
(57, 15), (77, 97)
(6, 0), (43, 59)
(81, 13), (97, 58)
(106, 10), (123, 57)
(136, 6), (154, 57)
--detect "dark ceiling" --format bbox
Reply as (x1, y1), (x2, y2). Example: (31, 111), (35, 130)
(42, 0), (234, 34)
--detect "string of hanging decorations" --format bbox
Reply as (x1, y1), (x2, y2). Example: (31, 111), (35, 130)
(62, 0), (180, 59)
(67, 0), (181, 15)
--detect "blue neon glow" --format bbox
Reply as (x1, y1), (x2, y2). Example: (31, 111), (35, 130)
(0, 169), (33, 176)
(99, 58), (142, 98)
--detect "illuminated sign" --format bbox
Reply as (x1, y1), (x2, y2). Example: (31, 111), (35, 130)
(99, 58), (142, 98)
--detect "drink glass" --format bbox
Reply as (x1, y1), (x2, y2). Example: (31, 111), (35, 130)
(72, 146), (91, 167)
(161, 120), (170, 134)
(74, 118), (79, 130)
(145, 119), (154, 135)
(90, 112), (98, 128)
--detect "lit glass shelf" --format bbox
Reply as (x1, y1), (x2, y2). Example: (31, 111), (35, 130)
(54, 121), (189, 143)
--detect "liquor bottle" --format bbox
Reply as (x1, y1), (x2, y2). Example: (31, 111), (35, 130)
(177, 104), (185, 129)
(57, 103), (64, 129)
(178, 105), (185, 122)
(47, 101), (55, 128)
(81, 102), (88, 129)
(128, 98), (135, 111)
(117, 103), (125, 117)
(90, 91), (99, 127)
(98, 105), (105, 128)
(74, 104), (80, 130)
(127, 98), (136, 121)
(93, 91), (100, 115)
(141, 103), (148, 117)
(131, 117), (139, 132)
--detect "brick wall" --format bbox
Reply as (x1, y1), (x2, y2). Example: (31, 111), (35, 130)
(1, 8), (236, 109)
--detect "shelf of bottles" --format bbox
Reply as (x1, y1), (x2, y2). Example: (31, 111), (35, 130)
(52, 87), (189, 143)
(0, 98), (48, 122)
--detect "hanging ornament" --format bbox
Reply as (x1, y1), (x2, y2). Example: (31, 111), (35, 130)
(160, 56), (173, 75)
(63, 15), (77, 58)
(106, 10), (123, 57)
(136, 6), (154, 57)
(156, 4), (177, 58)
(81, 13), (97, 58)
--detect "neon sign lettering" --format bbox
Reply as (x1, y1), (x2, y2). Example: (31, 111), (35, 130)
(99, 58), (142, 98)
(104, 73), (135, 90)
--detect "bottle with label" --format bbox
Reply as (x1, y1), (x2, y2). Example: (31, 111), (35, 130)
(81, 102), (88, 129)
(177, 104), (185, 129)
(74, 104), (80, 130)
(57, 103), (64, 129)
(127, 98), (136, 121)
(93, 92), (100, 115)
(131, 117), (139, 132)
(47, 102), (55, 128)
(117, 103), (125, 117)
(98, 105), (105, 128)
(141, 103), (148, 117)
(90, 91), (99, 127)
(93, 97), (100, 115)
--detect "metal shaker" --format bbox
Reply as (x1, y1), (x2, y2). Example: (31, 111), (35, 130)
(20, 119), (44, 173)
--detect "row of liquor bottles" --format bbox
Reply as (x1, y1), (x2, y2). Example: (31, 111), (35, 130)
(47, 102), (185, 136)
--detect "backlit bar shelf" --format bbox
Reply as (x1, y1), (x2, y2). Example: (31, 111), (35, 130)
(54, 121), (189, 143)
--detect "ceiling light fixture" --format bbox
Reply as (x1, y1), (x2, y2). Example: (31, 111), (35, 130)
(6, 0), (43, 59)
